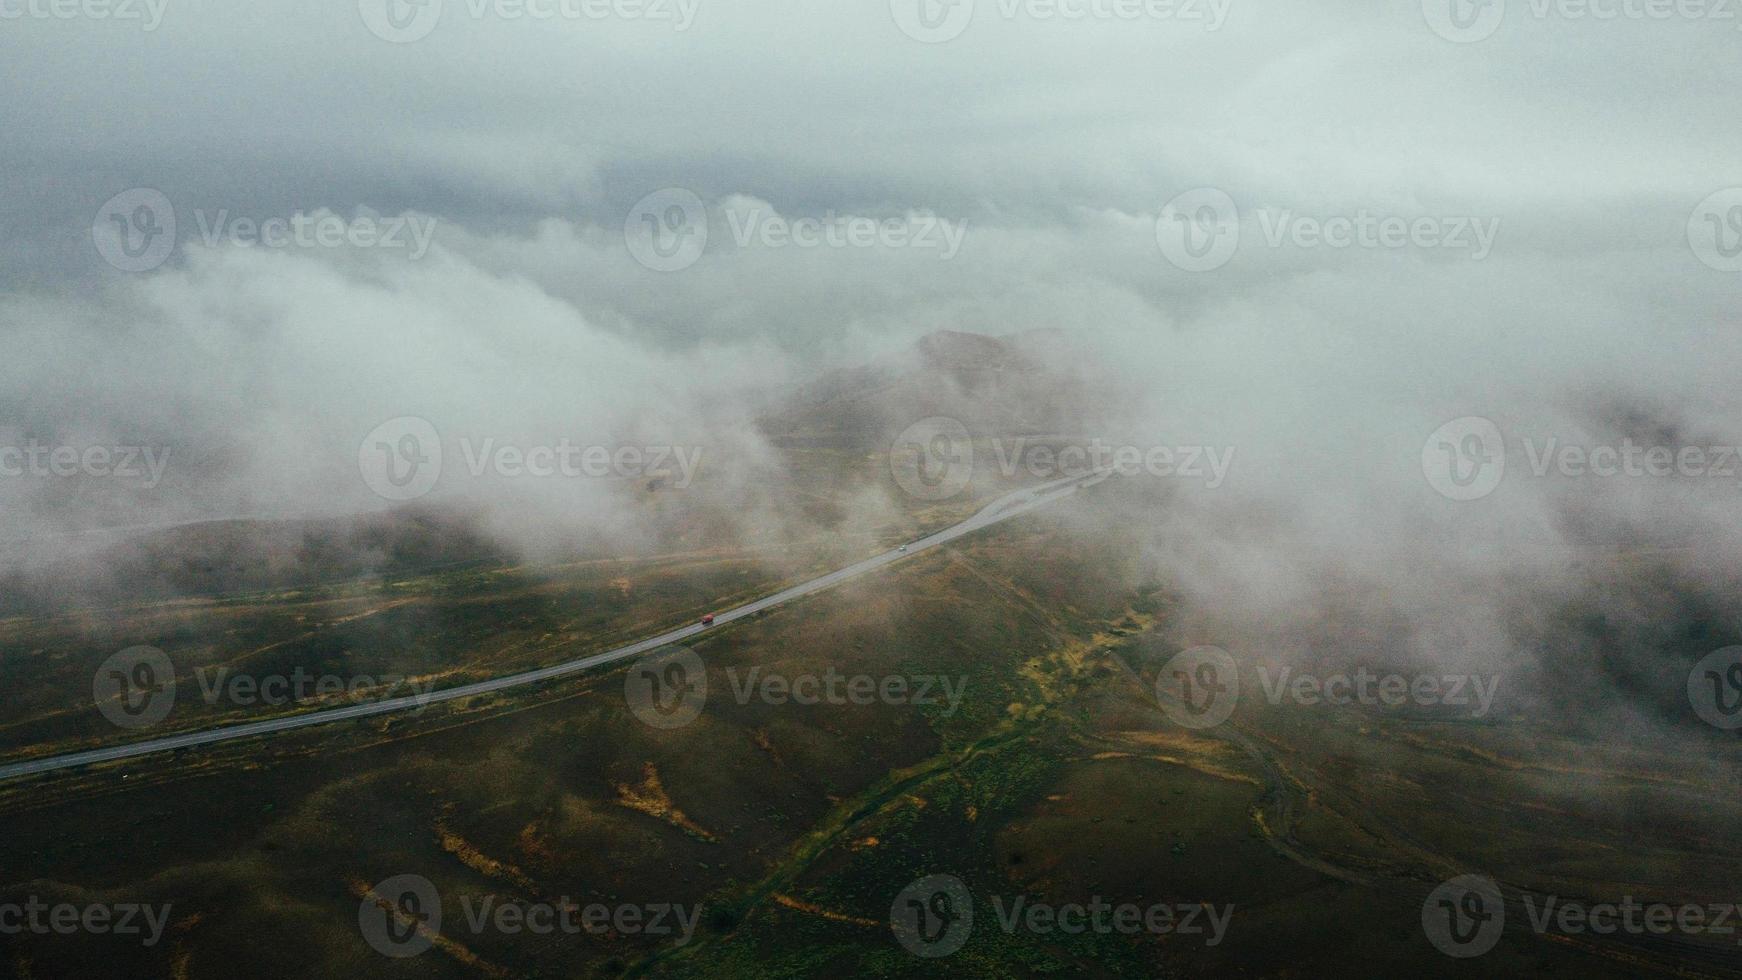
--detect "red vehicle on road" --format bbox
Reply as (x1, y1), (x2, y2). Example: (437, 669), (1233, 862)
(701, 614), (716, 626)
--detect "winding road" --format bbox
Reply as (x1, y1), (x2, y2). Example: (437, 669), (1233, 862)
(0, 468), (1111, 783)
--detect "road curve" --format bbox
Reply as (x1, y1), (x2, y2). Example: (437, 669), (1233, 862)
(0, 469), (1112, 783)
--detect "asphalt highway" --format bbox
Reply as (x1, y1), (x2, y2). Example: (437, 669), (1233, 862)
(0, 468), (1110, 782)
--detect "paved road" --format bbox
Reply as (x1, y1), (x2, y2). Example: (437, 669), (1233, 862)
(0, 469), (1111, 783)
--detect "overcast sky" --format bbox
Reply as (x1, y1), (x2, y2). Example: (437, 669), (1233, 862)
(1, 0), (1738, 665)
(4, 0), (1738, 296)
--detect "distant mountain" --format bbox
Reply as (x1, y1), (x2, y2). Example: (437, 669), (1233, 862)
(0, 506), (509, 614)
(1, 330), (1126, 611)
(758, 329), (1121, 450)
